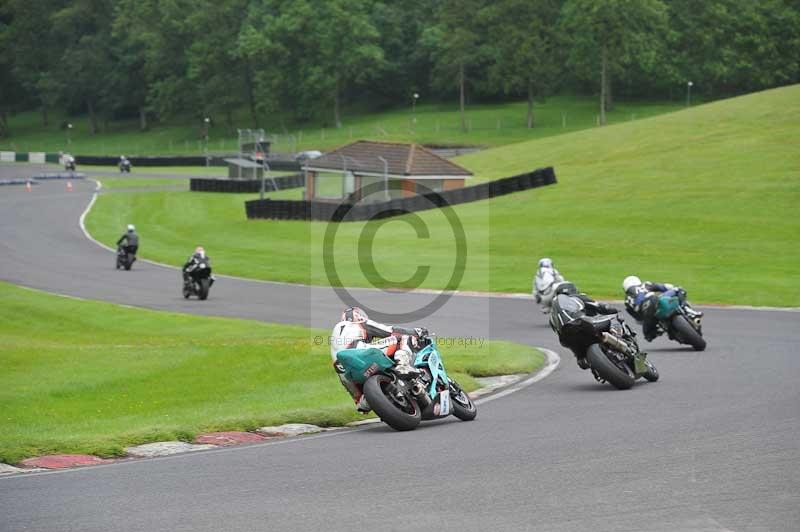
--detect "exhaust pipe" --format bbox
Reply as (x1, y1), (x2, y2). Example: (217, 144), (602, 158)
(411, 381), (431, 408)
(601, 332), (631, 354)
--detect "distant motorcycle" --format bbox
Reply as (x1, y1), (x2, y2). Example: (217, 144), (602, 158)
(550, 294), (658, 390)
(183, 259), (214, 300)
(64, 155), (76, 171)
(116, 245), (136, 270)
(651, 289), (706, 351)
(119, 158), (132, 173)
(335, 334), (477, 431)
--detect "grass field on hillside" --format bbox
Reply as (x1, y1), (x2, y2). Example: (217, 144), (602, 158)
(86, 86), (800, 306)
(98, 177), (189, 190)
(0, 282), (543, 464)
(1, 96), (682, 155)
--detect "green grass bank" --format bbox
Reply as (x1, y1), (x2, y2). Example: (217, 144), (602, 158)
(0, 282), (543, 464)
(2, 96), (681, 155)
(86, 86), (800, 306)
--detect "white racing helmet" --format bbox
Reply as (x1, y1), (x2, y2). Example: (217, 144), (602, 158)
(330, 321), (367, 359)
(127, 224), (135, 231)
(622, 275), (642, 293)
(538, 257), (553, 268)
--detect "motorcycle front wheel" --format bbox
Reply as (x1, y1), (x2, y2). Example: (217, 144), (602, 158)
(363, 374), (421, 431)
(199, 278), (210, 300)
(587, 343), (635, 390)
(449, 379), (477, 421)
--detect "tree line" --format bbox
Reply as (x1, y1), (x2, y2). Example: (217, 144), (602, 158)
(1, 0), (798, 137)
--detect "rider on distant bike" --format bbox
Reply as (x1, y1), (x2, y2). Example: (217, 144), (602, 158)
(622, 275), (683, 341)
(116, 224), (139, 256)
(329, 307), (426, 413)
(183, 246), (210, 283)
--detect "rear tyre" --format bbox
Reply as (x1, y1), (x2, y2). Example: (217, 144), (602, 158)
(124, 258), (132, 271)
(672, 315), (706, 351)
(449, 380), (477, 421)
(199, 278), (210, 300)
(586, 343), (635, 390)
(363, 375), (421, 431)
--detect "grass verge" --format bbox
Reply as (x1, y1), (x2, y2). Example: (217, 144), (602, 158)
(1, 96), (682, 154)
(98, 177), (189, 190)
(0, 282), (544, 464)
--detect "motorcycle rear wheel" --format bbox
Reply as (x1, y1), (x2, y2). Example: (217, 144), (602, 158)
(586, 344), (635, 390)
(672, 315), (706, 351)
(363, 375), (421, 431)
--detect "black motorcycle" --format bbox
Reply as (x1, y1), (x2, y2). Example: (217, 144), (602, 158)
(183, 260), (214, 300)
(116, 245), (136, 270)
(550, 294), (658, 390)
(64, 156), (76, 171)
(119, 159), (131, 173)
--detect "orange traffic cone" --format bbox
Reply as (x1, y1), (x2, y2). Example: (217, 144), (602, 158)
(66, 180), (73, 192)
(25, 181), (32, 192)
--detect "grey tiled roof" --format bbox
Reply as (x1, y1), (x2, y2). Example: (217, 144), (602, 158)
(306, 140), (472, 177)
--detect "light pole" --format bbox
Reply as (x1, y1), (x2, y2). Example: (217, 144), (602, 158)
(378, 156), (389, 201)
(412, 93), (419, 124)
(686, 81), (693, 107)
(67, 123), (73, 145)
(203, 117), (210, 168)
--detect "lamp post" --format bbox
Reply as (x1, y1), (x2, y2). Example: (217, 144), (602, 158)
(378, 156), (389, 201)
(203, 117), (210, 168)
(412, 93), (419, 124)
(686, 81), (693, 107)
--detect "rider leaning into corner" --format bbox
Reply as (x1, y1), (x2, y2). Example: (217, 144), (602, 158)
(116, 224), (139, 256)
(552, 281), (620, 369)
(622, 275), (683, 341)
(330, 307), (426, 413)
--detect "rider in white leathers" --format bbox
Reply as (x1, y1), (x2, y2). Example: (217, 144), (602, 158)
(533, 258), (564, 313)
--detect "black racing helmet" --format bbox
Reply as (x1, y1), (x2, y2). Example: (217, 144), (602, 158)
(341, 306), (368, 324)
(553, 281), (578, 296)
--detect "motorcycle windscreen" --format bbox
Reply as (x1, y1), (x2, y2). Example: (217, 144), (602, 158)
(336, 347), (394, 384)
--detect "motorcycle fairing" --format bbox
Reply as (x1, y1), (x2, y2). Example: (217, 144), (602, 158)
(414, 341), (449, 398)
(335, 348), (394, 385)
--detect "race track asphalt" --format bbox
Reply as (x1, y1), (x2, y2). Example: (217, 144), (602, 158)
(1, 165), (798, 532)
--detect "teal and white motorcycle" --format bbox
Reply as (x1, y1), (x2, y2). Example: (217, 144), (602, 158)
(336, 335), (477, 431)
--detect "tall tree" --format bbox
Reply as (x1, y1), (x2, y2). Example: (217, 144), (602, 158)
(561, 0), (668, 125)
(483, 0), (562, 128)
(50, 0), (117, 134)
(424, 0), (487, 132)
(2, 0), (66, 127)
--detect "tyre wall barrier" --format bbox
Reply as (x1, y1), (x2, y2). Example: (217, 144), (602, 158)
(190, 173), (305, 193)
(0, 151), (302, 171)
(245, 166), (556, 222)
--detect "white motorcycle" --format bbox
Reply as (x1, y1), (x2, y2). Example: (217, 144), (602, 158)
(533, 267), (564, 314)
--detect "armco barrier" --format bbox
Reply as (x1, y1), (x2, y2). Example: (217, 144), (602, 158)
(245, 166), (556, 222)
(190, 173), (304, 193)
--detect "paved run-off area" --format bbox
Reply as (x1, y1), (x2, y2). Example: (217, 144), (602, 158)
(0, 172), (798, 532)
